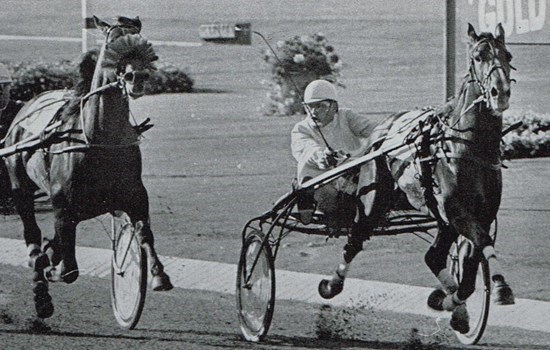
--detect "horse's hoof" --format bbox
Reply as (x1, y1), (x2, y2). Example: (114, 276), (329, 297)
(493, 281), (515, 305)
(152, 272), (173, 291)
(44, 262), (79, 284)
(61, 269), (79, 284)
(450, 304), (470, 334)
(33, 281), (54, 319)
(427, 288), (446, 311)
(318, 278), (344, 299)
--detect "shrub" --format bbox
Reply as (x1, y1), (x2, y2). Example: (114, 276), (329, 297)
(4, 59), (193, 102)
(502, 110), (550, 159)
(262, 33), (343, 116)
(146, 62), (194, 94)
(8, 60), (77, 101)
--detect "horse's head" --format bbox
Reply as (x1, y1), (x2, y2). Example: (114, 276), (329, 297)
(467, 23), (514, 115)
(93, 16), (158, 99)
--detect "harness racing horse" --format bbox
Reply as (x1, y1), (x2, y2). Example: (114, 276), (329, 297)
(3, 16), (173, 319)
(318, 23), (515, 333)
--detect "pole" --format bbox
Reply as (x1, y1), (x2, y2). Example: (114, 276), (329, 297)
(81, 0), (88, 53)
(445, 0), (456, 102)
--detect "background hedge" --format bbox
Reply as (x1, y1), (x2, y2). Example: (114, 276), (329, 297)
(2, 60), (549, 160)
(502, 110), (550, 159)
(4, 58), (193, 102)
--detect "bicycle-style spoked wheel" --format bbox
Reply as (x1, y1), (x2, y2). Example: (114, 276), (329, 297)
(236, 229), (276, 342)
(450, 238), (491, 345)
(110, 211), (148, 330)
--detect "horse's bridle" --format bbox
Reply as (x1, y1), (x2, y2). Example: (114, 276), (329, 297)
(103, 24), (141, 47)
(67, 26), (146, 150)
(467, 38), (515, 108)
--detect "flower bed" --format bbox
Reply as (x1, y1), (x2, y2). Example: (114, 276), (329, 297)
(262, 33), (343, 116)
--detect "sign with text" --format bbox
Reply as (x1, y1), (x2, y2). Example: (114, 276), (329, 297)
(199, 23), (236, 39)
(199, 23), (251, 45)
(457, 0), (548, 43)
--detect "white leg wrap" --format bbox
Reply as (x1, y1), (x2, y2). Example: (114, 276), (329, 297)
(483, 245), (503, 279)
(482, 246), (496, 260)
(437, 269), (458, 293)
(336, 263), (349, 279)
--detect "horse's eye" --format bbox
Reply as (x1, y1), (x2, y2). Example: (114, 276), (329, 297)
(123, 71), (135, 83)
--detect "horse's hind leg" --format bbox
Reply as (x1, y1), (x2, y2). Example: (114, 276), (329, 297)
(425, 224), (459, 310)
(10, 184), (54, 318)
(319, 159), (392, 299)
(11, 187), (43, 265)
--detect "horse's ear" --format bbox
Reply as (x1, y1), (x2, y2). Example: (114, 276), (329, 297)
(495, 23), (505, 44)
(94, 16), (111, 34)
(467, 23), (478, 42)
(117, 16), (142, 32)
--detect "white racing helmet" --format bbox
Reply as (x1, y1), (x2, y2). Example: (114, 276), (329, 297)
(303, 79), (337, 104)
(0, 63), (12, 84)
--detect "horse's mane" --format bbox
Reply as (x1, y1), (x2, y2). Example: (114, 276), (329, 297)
(60, 49), (99, 120)
(75, 49), (99, 96)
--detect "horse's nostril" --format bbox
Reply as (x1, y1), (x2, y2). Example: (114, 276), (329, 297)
(491, 87), (499, 97)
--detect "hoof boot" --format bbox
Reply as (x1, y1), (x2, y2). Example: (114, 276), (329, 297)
(427, 289), (446, 311)
(450, 304), (470, 334)
(33, 281), (54, 319)
(493, 281), (515, 305)
(318, 278), (344, 299)
(152, 272), (173, 291)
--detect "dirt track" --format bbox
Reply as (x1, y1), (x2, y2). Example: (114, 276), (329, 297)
(0, 93), (548, 349)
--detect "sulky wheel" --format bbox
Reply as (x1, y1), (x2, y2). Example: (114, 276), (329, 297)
(449, 238), (491, 345)
(236, 229), (276, 342)
(110, 211), (148, 330)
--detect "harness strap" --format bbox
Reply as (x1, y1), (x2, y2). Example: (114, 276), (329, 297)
(417, 120), (447, 225)
(418, 151), (502, 171)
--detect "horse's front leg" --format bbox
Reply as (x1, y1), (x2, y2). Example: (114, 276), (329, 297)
(451, 217), (514, 305)
(44, 214), (79, 284)
(134, 221), (173, 291)
(127, 186), (173, 291)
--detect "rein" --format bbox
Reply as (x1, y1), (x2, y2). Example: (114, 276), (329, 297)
(437, 37), (512, 135)
(45, 74), (141, 155)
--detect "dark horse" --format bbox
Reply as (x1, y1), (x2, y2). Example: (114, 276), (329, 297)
(318, 23), (515, 333)
(3, 16), (173, 319)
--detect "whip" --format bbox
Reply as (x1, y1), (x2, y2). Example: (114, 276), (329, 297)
(237, 26), (335, 153)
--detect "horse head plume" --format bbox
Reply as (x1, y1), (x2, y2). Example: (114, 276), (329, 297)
(101, 34), (158, 71)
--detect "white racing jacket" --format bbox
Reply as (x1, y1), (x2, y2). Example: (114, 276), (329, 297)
(291, 108), (379, 184)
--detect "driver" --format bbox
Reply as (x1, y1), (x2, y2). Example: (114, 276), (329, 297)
(0, 63), (23, 213)
(291, 80), (380, 228)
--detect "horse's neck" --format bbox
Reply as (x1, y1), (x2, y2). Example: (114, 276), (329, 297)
(83, 50), (134, 144)
(447, 81), (503, 161)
